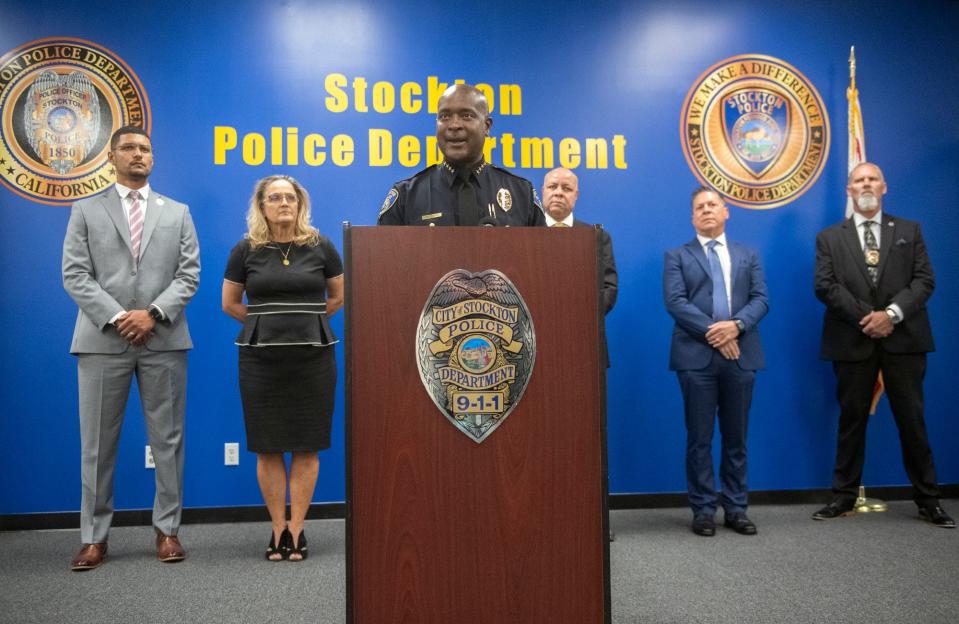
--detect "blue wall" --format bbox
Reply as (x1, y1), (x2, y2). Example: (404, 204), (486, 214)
(2, 0), (957, 515)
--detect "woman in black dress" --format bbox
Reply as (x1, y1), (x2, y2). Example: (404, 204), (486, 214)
(222, 175), (343, 561)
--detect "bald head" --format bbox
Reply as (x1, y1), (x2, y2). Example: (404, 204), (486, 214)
(439, 84), (489, 116)
(542, 167), (579, 221)
(847, 162), (887, 217)
(436, 83), (492, 166)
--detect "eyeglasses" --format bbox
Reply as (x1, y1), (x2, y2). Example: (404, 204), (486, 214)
(265, 193), (298, 204)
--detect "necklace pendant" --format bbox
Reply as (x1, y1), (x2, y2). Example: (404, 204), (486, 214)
(283, 259), (290, 266)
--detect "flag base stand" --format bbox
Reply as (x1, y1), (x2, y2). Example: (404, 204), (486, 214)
(853, 485), (887, 513)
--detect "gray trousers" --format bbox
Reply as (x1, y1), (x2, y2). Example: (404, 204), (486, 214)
(77, 349), (187, 544)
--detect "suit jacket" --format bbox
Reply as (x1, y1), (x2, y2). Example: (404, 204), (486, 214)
(573, 218), (617, 367)
(664, 238), (768, 371)
(814, 212), (934, 361)
(62, 187), (200, 354)
(573, 218), (617, 315)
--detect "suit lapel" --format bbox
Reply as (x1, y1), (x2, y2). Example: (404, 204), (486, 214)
(728, 241), (742, 290)
(840, 218), (873, 285)
(686, 239), (709, 276)
(875, 213), (895, 282)
(103, 188), (135, 258)
(138, 191), (163, 259)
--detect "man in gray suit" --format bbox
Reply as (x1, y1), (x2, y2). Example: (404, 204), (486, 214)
(62, 126), (200, 570)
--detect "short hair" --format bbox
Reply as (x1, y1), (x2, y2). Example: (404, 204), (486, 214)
(691, 185), (723, 206)
(110, 125), (150, 149)
(245, 174), (320, 250)
(439, 84), (490, 118)
(847, 161), (884, 183)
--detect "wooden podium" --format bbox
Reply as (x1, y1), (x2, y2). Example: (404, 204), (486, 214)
(344, 225), (610, 624)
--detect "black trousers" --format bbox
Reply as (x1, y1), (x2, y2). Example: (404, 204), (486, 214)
(831, 350), (940, 506)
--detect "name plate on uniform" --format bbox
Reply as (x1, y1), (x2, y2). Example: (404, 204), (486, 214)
(415, 269), (536, 443)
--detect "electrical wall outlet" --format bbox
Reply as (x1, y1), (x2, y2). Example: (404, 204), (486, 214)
(224, 442), (239, 466)
(145, 445), (155, 469)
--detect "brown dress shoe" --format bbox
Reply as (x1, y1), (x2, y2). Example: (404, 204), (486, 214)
(155, 529), (186, 562)
(71, 543), (107, 571)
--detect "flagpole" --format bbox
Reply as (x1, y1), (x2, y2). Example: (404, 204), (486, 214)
(849, 46), (856, 92)
(846, 45), (887, 513)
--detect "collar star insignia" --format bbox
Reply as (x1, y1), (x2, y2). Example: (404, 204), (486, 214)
(442, 161), (487, 177)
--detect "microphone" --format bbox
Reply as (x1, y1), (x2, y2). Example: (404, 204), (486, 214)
(479, 202), (499, 226)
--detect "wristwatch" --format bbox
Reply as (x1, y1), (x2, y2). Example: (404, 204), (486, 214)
(148, 306), (163, 322)
(733, 319), (745, 334)
(885, 307), (901, 324)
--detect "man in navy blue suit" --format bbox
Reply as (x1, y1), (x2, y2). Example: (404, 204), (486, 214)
(663, 187), (769, 536)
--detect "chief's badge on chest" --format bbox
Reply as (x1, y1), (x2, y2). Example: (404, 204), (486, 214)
(496, 188), (512, 212)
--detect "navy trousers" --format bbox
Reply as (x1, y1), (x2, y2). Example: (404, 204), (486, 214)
(678, 352), (755, 516)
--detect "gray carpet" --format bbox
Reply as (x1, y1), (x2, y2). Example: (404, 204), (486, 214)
(1, 501), (956, 623)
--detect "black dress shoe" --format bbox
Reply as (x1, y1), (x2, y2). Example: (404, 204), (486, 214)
(723, 513), (757, 535)
(812, 500), (856, 521)
(919, 506), (956, 528)
(691, 515), (716, 536)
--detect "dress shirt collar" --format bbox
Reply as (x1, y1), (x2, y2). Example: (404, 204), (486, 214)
(696, 232), (728, 249)
(545, 212), (574, 227)
(115, 182), (151, 202)
(852, 210), (883, 229)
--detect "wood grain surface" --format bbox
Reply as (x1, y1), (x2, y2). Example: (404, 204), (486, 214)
(346, 226), (609, 624)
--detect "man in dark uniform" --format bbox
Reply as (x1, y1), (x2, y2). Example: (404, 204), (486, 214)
(378, 84), (545, 227)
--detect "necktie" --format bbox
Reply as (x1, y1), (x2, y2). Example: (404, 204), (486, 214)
(128, 190), (144, 261)
(456, 169), (482, 226)
(706, 240), (730, 320)
(862, 220), (879, 284)
(551, 222), (570, 227)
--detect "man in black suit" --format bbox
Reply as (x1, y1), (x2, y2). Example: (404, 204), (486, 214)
(542, 167), (617, 322)
(542, 167), (618, 542)
(812, 162), (953, 527)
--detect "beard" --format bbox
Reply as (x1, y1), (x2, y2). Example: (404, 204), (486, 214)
(857, 194), (879, 212)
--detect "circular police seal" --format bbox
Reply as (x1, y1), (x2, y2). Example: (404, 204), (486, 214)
(457, 334), (498, 374)
(0, 37), (151, 205)
(680, 54), (829, 209)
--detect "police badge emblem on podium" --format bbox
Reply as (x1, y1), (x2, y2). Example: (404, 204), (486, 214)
(416, 269), (536, 443)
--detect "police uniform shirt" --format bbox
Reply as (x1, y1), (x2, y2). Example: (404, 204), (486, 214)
(378, 160), (546, 227)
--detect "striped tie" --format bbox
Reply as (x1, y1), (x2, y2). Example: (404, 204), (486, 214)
(128, 190), (143, 261)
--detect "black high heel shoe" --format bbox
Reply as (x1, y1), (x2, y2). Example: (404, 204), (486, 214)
(265, 528), (291, 561)
(288, 530), (308, 561)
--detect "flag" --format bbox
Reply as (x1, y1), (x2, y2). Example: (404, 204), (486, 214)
(848, 46), (884, 414)
(847, 47), (866, 218)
